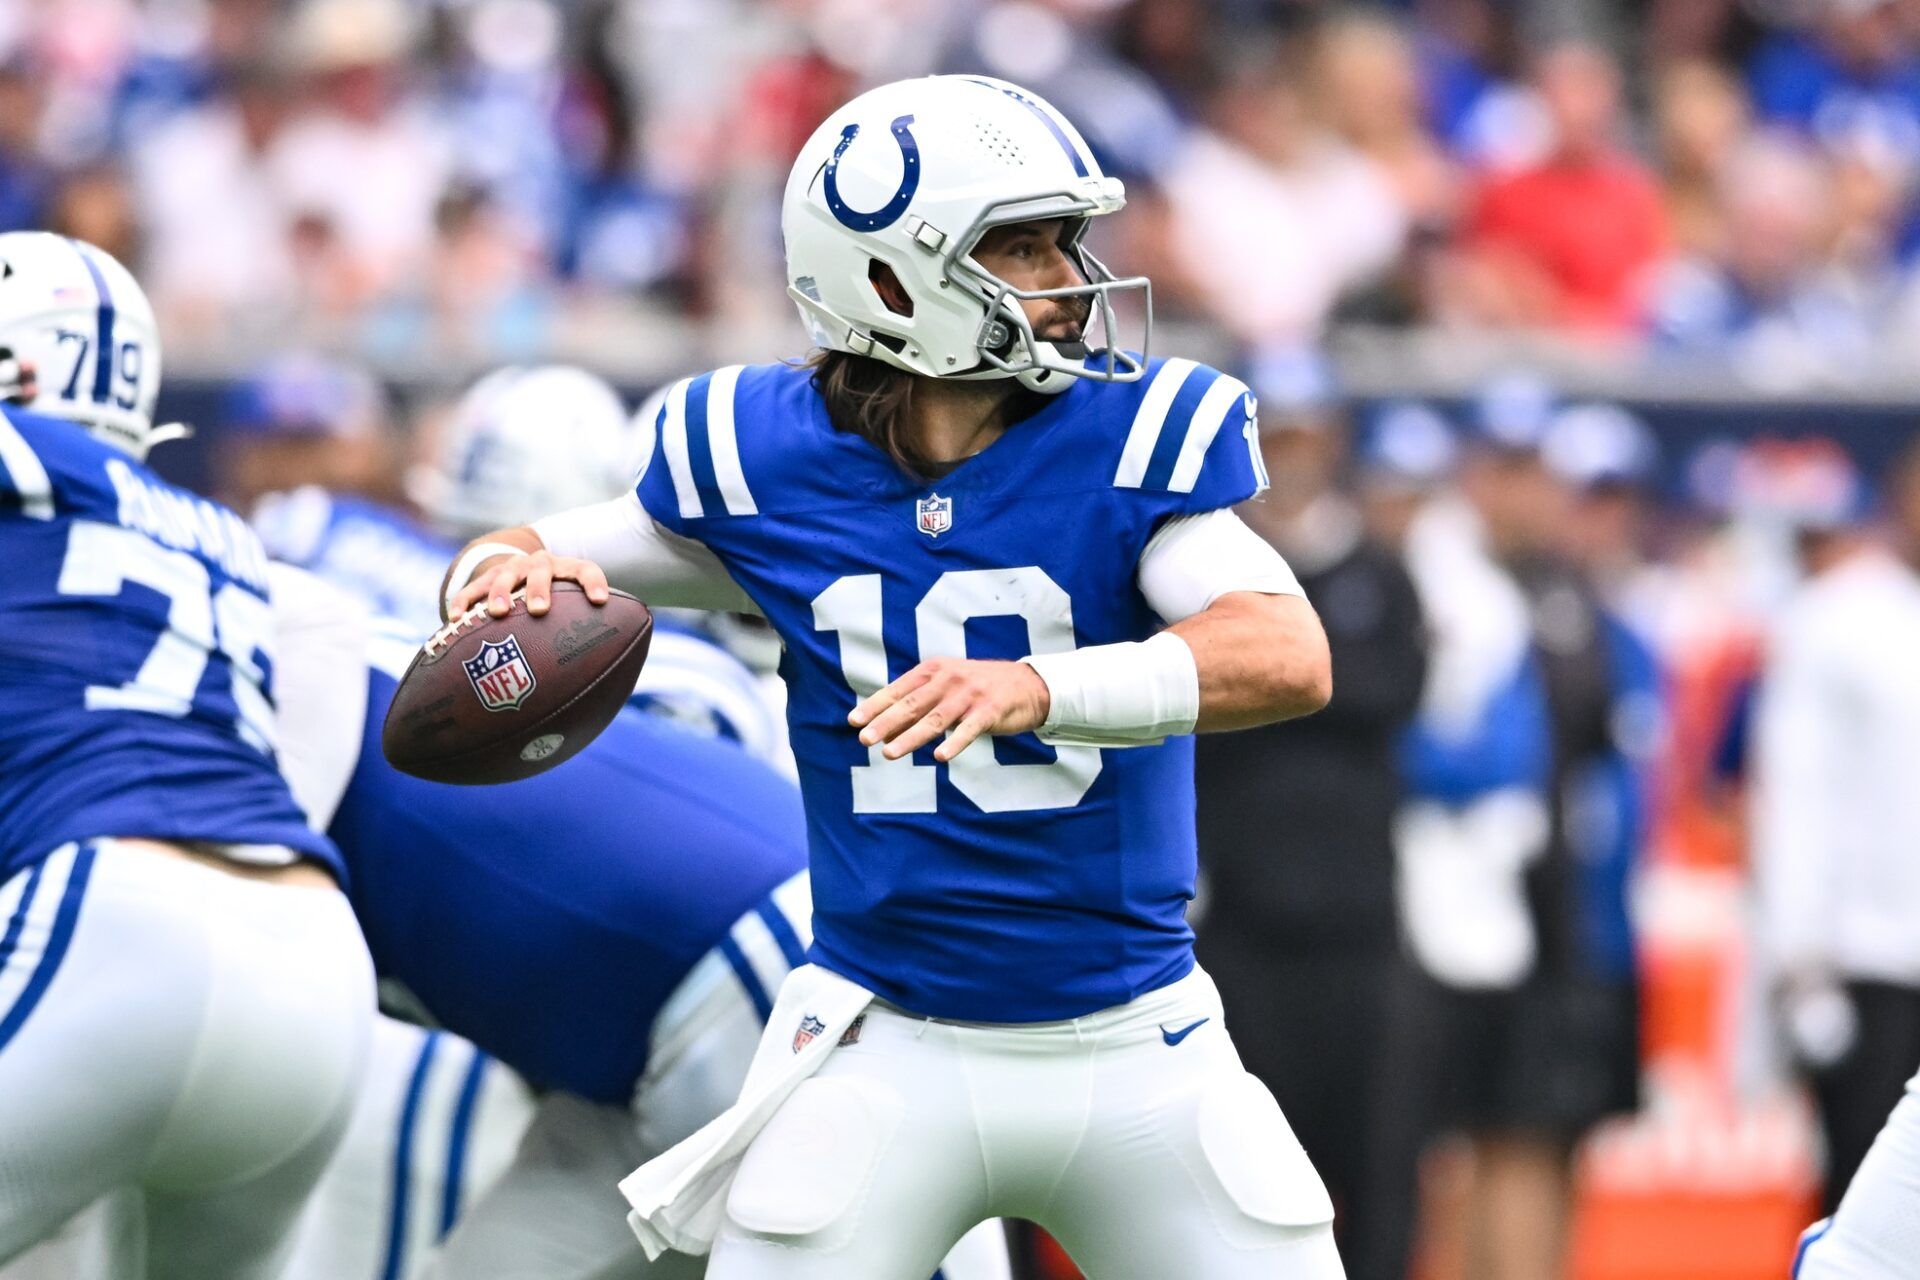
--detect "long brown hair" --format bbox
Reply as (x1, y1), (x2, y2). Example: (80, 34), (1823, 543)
(806, 349), (932, 477)
(807, 349), (1046, 479)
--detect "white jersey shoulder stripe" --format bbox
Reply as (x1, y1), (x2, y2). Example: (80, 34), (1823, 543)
(1113, 358), (1198, 489)
(1167, 374), (1252, 495)
(659, 379), (703, 520)
(0, 415), (54, 520)
(705, 365), (757, 517)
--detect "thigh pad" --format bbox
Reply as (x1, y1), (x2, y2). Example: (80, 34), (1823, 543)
(725, 1076), (903, 1239)
(1196, 1072), (1335, 1228)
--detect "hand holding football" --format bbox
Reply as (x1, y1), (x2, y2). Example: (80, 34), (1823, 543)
(381, 582), (652, 785)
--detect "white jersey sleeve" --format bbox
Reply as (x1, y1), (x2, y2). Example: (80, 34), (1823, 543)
(266, 562), (371, 832)
(1135, 508), (1303, 625)
(531, 492), (759, 615)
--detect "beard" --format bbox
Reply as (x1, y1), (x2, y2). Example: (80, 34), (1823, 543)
(1035, 293), (1092, 343)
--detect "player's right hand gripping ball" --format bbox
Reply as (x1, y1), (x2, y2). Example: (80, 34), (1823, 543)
(382, 581), (653, 785)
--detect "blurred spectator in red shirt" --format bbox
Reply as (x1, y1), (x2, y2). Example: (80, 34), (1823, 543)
(1453, 41), (1668, 335)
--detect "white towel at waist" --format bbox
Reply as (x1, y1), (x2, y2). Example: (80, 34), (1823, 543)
(618, 964), (874, 1259)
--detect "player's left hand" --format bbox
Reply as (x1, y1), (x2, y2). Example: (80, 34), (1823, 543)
(850, 658), (1051, 763)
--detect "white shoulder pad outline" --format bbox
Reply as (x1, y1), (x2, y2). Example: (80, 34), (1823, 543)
(1111, 360), (1255, 496)
(659, 365), (758, 520)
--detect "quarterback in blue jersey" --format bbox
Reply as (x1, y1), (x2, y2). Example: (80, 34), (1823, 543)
(268, 586), (1009, 1280)
(0, 233), (372, 1278)
(445, 77), (1342, 1279)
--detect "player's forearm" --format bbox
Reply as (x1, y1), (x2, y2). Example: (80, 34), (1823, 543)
(1171, 591), (1332, 731)
(533, 494), (757, 614)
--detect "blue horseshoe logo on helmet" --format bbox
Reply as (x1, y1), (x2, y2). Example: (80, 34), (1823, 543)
(823, 114), (920, 232)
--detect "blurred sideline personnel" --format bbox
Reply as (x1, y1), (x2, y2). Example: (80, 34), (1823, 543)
(1194, 357), (1427, 1263)
(267, 579), (1008, 1280)
(1756, 441), (1920, 1217)
(445, 76), (1344, 1279)
(255, 363), (784, 762)
(0, 232), (372, 1276)
(1363, 384), (1654, 1280)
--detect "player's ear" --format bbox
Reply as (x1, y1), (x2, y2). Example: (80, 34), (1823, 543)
(866, 260), (914, 318)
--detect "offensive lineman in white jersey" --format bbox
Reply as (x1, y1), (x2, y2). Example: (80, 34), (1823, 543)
(442, 78), (1344, 1278)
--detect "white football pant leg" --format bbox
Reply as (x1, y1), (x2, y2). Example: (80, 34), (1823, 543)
(708, 965), (1342, 1280)
(0, 840), (373, 1280)
(428, 872), (1009, 1280)
(1796, 1066), (1920, 1279)
(284, 1016), (537, 1280)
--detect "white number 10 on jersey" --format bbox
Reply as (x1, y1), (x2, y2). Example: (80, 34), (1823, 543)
(813, 568), (1102, 815)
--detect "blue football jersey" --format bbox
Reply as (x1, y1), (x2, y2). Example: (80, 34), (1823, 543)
(330, 630), (809, 1102)
(253, 485), (457, 640)
(0, 406), (342, 882)
(636, 357), (1266, 1021)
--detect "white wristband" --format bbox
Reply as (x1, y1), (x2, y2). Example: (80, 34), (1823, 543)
(1019, 631), (1200, 747)
(442, 541), (525, 618)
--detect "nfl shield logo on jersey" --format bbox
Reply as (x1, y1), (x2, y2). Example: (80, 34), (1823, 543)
(463, 636), (537, 712)
(916, 493), (953, 538)
(793, 1014), (827, 1052)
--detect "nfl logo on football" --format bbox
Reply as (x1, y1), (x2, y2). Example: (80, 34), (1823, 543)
(916, 493), (952, 538)
(463, 636), (538, 712)
(792, 1014), (827, 1053)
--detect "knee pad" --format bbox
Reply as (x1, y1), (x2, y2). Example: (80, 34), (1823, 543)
(725, 1076), (903, 1240)
(1196, 1072), (1335, 1229)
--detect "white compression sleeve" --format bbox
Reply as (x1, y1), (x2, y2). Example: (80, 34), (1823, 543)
(1018, 511), (1302, 747)
(267, 563), (371, 831)
(1136, 508), (1302, 624)
(1021, 632), (1199, 747)
(529, 492), (759, 615)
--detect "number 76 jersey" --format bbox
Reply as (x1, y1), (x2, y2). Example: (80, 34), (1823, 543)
(636, 357), (1266, 1022)
(0, 407), (341, 882)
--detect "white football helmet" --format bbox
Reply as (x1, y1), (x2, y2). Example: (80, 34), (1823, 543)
(0, 231), (174, 459)
(409, 365), (633, 539)
(782, 75), (1149, 394)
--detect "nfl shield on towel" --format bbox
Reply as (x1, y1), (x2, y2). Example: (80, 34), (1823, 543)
(792, 1014), (827, 1052)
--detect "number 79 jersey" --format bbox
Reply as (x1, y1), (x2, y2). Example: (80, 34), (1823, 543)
(637, 357), (1265, 1022)
(0, 407), (342, 882)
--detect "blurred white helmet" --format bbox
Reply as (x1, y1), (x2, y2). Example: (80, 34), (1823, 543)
(782, 75), (1149, 394)
(410, 365), (633, 539)
(0, 231), (173, 459)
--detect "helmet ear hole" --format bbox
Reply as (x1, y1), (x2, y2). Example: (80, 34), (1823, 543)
(867, 259), (915, 318)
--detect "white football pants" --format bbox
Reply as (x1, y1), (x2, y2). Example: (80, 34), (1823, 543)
(422, 872), (1010, 1280)
(0, 839), (374, 1280)
(284, 1016), (538, 1280)
(1796, 1066), (1920, 1279)
(709, 965), (1346, 1280)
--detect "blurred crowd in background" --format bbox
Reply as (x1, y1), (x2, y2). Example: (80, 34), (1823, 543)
(12, 0), (1920, 1277)
(16, 0), (1920, 384)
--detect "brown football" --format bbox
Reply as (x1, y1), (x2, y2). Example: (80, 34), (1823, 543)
(381, 582), (653, 785)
